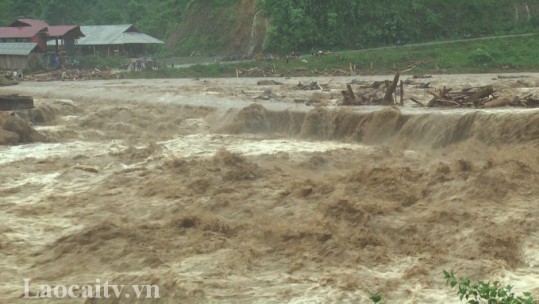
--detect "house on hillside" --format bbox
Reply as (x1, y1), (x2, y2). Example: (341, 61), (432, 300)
(76, 25), (164, 57)
(0, 43), (40, 69)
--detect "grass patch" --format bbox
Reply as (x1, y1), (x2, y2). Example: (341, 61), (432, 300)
(335, 34), (539, 74)
(127, 34), (539, 78)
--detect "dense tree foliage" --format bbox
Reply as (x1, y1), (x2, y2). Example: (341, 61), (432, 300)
(258, 0), (539, 52)
(1, 0), (537, 55)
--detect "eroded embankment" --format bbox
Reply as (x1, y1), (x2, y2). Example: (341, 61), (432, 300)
(222, 104), (539, 148)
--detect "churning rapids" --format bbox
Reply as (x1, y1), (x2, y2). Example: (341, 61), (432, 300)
(0, 75), (538, 303)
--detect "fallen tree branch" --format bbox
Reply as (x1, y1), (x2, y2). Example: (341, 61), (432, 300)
(410, 97), (426, 107)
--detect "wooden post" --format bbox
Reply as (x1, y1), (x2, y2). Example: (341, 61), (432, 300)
(383, 72), (400, 105)
(399, 80), (404, 105)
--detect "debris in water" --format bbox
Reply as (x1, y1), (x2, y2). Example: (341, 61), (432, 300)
(73, 164), (99, 173)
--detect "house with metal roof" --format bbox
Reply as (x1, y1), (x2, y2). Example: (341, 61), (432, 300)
(77, 25), (164, 57)
(0, 43), (40, 69)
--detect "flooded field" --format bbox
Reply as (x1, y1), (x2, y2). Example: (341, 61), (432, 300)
(1, 75), (538, 303)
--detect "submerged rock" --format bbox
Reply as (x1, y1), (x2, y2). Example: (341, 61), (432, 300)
(1, 112), (46, 144)
(0, 128), (19, 144)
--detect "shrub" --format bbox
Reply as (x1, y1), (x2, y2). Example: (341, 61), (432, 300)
(467, 47), (495, 66)
(444, 270), (536, 304)
(370, 272), (536, 303)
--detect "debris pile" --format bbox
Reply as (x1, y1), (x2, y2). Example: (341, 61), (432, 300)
(236, 67), (279, 77)
(256, 80), (283, 86)
(255, 89), (280, 101)
(341, 73), (402, 105)
(296, 81), (332, 91)
(1, 75), (18, 86)
(236, 66), (359, 78)
(423, 85), (494, 108)
(342, 74), (539, 109)
(26, 68), (122, 81)
(412, 85), (539, 108)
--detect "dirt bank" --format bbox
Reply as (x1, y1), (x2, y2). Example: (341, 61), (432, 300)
(167, 0), (266, 57)
(0, 76), (538, 303)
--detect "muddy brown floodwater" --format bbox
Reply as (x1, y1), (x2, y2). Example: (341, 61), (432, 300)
(1, 74), (538, 303)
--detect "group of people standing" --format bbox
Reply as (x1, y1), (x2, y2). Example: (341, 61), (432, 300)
(5, 69), (23, 81)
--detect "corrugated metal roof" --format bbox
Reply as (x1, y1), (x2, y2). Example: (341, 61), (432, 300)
(10, 19), (48, 29)
(78, 25), (131, 45)
(0, 43), (38, 55)
(122, 32), (164, 44)
(78, 25), (163, 45)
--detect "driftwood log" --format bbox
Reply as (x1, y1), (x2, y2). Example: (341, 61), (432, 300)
(422, 85), (494, 108)
(382, 72), (400, 105)
(344, 76), (539, 108)
(465, 85), (494, 108)
(341, 84), (357, 105)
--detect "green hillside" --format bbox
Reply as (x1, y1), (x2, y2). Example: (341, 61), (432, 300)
(259, 0), (539, 52)
(125, 33), (539, 78)
(1, 0), (538, 56)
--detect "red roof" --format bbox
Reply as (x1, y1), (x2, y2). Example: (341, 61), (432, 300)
(10, 19), (48, 29)
(47, 25), (84, 38)
(0, 26), (45, 38)
(0, 19), (48, 39)
(0, 19), (84, 40)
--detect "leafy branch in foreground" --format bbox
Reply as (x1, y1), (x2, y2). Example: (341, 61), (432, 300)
(444, 270), (536, 304)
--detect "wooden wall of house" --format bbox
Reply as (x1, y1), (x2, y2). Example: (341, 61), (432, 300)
(0, 55), (29, 69)
(0, 54), (42, 70)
